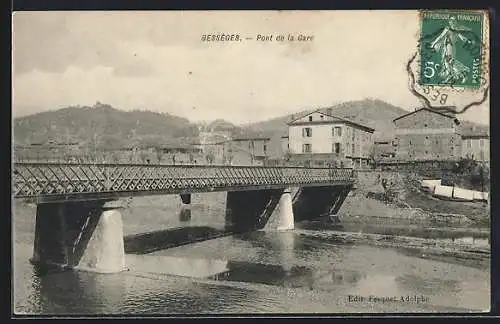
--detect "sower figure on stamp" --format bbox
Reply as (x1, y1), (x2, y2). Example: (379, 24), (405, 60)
(429, 16), (474, 84)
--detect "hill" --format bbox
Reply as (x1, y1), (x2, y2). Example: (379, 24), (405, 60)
(243, 99), (409, 140)
(203, 119), (268, 139)
(13, 102), (200, 148)
(242, 99), (489, 140)
(13, 99), (489, 151)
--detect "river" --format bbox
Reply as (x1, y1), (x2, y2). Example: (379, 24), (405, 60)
(12, 193), (490, 314)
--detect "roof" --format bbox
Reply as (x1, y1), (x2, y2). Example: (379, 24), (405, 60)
(232, 137), (271, 141)
(459, 122), (489, 138)
(461, 134), (489, 139)
(197, 140), (230, 146)
(393, 107), (460, 125)
(287, 109), (375, 133)
(461, 129), (489, 138)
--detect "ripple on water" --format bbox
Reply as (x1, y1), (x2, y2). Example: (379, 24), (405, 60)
(13, 197), (490, 314)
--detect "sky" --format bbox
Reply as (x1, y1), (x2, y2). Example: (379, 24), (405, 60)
(12, 10), (490, 125)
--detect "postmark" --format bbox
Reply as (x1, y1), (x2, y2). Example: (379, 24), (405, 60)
(407, 10), (489, 114)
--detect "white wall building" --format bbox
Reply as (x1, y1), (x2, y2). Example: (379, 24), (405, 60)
(287, 110), (375, 167)
(461, 135), (489, 162)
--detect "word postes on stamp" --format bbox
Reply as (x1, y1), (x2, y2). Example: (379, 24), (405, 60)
(407, 10), (489, 115)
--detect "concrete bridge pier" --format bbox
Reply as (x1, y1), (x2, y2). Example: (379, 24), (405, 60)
(225, 189), (284, 232)
(327, 186), (352, 222)
(276, 188), (295, 231)
(31, 200), (127, 274)
(180, 194), (191, 205)
(292, 185), (353, 222)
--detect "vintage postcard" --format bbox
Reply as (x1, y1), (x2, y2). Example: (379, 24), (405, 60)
(12, 10), (490, 315)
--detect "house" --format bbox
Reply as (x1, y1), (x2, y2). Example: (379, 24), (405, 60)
(230, 137), (271, 158)
(197, 142), (227, 163)
(194, 137), (271, 165)
(222, 137), (271, 165)
(392, 107), (462, 161)
(287, 109), (375, 168)
(14, 141), (82, 161)
(461, 128), (489, 162)
(373, 137), (397, 161)
(280, 135), (289, 154)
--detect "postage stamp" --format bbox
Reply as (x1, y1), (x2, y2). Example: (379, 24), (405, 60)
(419, 11), (483, 89)
(407, 10), (489, 114)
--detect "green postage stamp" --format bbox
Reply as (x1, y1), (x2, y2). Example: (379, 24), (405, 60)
(419, 11), (483, 88)
(407, 10), (489, 114)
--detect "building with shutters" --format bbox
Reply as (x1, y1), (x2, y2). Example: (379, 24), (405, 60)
(392, 108), (462, 161)
(287, 109), (375, 168)
(461, 131), (489, 162)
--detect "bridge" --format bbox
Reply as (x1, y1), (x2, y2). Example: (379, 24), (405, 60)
(12, 162), (355, 274)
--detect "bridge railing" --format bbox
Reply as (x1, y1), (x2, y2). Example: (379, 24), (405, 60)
(12, 162), (355, 199)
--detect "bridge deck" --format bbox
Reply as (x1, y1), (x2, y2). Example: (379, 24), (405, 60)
(12, 163), (355, 202)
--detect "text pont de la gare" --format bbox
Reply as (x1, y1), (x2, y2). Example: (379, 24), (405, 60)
(201, 33), (314, 42)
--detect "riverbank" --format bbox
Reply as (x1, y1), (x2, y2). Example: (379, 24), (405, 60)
(294, 228), (490, 270)
(340, 170), (490, 227)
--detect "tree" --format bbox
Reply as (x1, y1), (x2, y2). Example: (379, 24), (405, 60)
(111, 152), (120, 163)
(206, 152), (215, 165)
(367, 146), (377, 168)
(139, 150), (148, 164)
(156, 148), (163, 164)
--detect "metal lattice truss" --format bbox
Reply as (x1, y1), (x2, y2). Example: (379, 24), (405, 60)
(13, 163), (354, 201)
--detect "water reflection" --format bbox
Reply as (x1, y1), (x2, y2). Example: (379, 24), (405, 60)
(124, 226), (231, 254)
(127, 254), (229, 278)
(29, 265), (267, 315)
(13, 193), (491, 314)
(179, 208), (192, 222)
(33, 269), (127, 314)
(210, 259), (365, 292)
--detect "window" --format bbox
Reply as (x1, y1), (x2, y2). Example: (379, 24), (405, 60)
(480, 139), (485, 147)
(332, 127), (342, 137)
(351, 143), (355, 154)
(263, 144), (267, 153)
(302, 143), (312, 153)
(320, 115), (324, 120)
(424, 123), (428, 127)
(308, 116), (313, 122)
(333, 143), (341, 154)
(467, 140), (472, 149)
(337, 127), (342, 137)
(302, 127), (312, 137)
